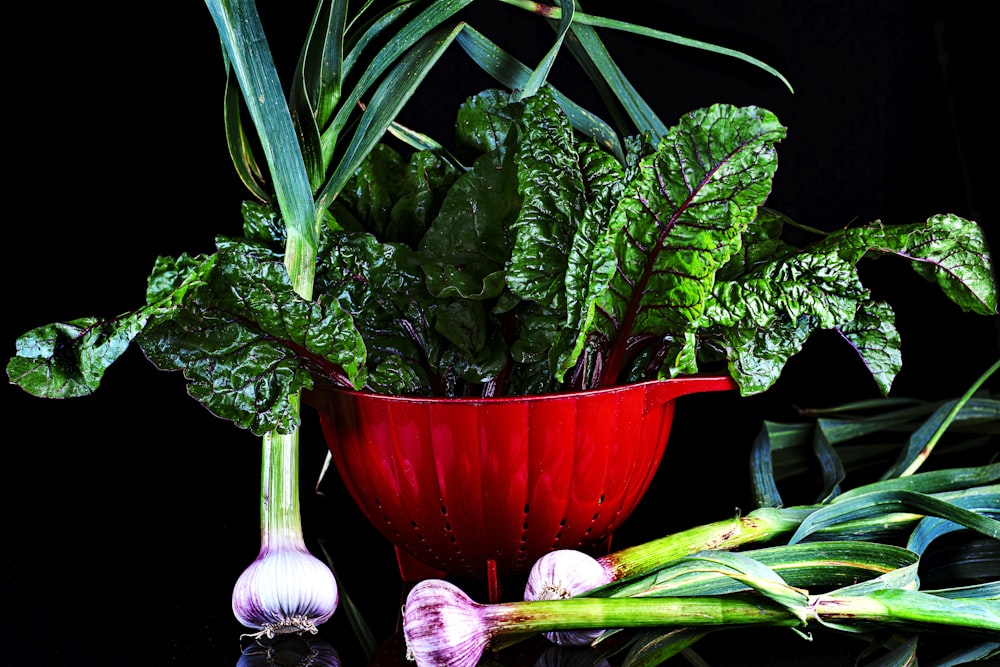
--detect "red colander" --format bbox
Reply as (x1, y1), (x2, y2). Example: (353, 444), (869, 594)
(309, 375), (736, 592)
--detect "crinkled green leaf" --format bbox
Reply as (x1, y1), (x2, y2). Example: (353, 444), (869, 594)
(716, 207), (796, 281)
(8, 253), (215, 399)
(139, 239), (366, 435)
(834, 299), (902, 395)
(716, 314), (815, 396)
(832, 214), (998, 316)
(588, 104), (785, 381)
(503, 301), (566, 395)
(8, 318), (144, 399)
(333, 143), (459, 245)
(699, 213), (997, 396)
(314, 231), (436, 395)
(708, 250), (869, 330)
(419, 133), (521, 301)
(506, 87), (625, 380)
(454, 88), (522, 157)
(240, 199), (288, 247)
(702, 237), (873, 393)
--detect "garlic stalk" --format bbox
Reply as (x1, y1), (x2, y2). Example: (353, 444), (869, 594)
(233, 423), (339, 636)
(404, 579), (794, 667)
(523, 507), (808, 644)
(403, 579), (1000, 667)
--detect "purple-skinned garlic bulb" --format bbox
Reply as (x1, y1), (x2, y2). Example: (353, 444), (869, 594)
(233, 429), (338, 636)
(523, 549), (611, 646)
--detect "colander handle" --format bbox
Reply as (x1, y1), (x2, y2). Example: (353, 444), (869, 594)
(644, 374), (739, 411)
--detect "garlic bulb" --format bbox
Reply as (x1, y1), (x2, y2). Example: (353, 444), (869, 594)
(232, 543), (339, 636)
(403, 579), (490, 667)
(233, 429), (339, 637)
(524, 549), (611, 646)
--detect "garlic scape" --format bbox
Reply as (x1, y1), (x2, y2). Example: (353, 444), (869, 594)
(233, 426), (339, 637)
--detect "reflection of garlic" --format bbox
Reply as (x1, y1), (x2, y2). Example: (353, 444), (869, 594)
(534, 645), (612, 667)
(233, 428), (338, 637)
(237, 632), (342, 667)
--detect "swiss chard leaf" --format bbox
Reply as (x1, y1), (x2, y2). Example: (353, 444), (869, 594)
(418, 144), (519, 301)
(315, 230), (442, 395)
(830, 214), (997, 316)
(9, 89), (998, 419)
(585, 104), (787, 382)
(139, 238), (366, 435)
(8, 253), (216, 399)
(8, 317), (145, 399)
(508, 88), (625, 382)
(332, 144), (459, 246)
(702, 213), (998, 395)
(418, 123), (522, 301)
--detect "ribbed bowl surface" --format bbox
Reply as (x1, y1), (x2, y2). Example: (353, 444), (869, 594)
(312, 377), (735, 581)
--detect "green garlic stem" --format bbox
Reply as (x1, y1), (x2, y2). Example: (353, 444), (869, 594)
(406, 578), (1000, 667)
(484, 596), (795, 636)
(261, 402), (305, 548)
(602, 507), (812, 582)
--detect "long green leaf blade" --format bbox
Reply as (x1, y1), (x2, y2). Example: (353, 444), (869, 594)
(455, 24), (624, 161)
(205, 0), (319, 298)
(499, 0), (794, 92)
(789, 488), (1000, 545)
(317, 23), (465, 213)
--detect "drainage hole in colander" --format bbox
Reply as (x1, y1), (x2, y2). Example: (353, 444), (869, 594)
(440, 503), (448, 515)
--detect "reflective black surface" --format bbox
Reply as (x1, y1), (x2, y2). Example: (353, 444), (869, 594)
(4, 2), (997, 665)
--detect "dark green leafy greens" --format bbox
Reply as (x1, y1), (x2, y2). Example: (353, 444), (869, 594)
(8, 86), (997, 435)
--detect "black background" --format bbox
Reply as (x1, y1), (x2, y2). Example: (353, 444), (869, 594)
(3, 1), (998, 665)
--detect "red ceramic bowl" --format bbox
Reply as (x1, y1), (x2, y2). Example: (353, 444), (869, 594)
(309, 376), (736, 586)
